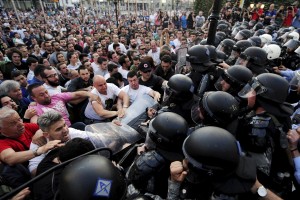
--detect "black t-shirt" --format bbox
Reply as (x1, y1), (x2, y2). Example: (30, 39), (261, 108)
(139, 74), (165, 95)
(67, 77), (93, 92)
(1, 61), (28, 79)
(58, 74), (70, 87)
(154, 65), (174, 81)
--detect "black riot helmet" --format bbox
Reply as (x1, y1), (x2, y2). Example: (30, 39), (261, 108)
(234, 29), (252, 41)
(205, 45), (217, 62)
(183, 126), (240, 177)
(216, 31), (227, 41)
(214, 65), (253, 94)
(253, 29), (266, 37)
(239, 73), (289, 104)
(231, 26), (244, 38)
(186, 45), (215, 72)
(217, 38), (236, 56)
(60, 155), (127, 200)
(232, 40), (252, 53)
(217, 23), (230, 33)
(191, 91), (240, 126)
(237, 46), (267, 66)
(199, 39), (207, 45)
(283, 39), (300, 53)
(264, 25), (275, 34)
(241, 21), (250, 29)
(277, 28), (291, 37)
(216, 50), (227, 62)
(148, 112), (188, 159)
(252, 22), (263, 31)
(164, 74), (194, 102)
(247, 36), (262, 47)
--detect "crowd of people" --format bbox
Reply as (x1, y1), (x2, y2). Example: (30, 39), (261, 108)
(1, 0), (300, 199)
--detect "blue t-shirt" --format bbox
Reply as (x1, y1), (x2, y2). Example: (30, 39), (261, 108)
(181, 16), (187, 28)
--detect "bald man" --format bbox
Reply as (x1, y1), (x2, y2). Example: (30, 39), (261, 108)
(147, 40), (161, 65)
(84, 75), (130, 124)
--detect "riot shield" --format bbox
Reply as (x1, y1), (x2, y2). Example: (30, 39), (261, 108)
(120, 94), (157, 125)
(175, 47), (189, 74)
(85, 122), (142, 154)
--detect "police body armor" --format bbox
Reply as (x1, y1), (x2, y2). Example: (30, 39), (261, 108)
(127, 150), (170, 198)
(238, 112), (293, 198)
(282, 52), (300, 70)
(196, 67), (223, 99)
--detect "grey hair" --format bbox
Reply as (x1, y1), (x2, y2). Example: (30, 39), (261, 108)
(0, 80), (20, 96)
(37, 110), (63, 132)
(0, 107), (18, 127)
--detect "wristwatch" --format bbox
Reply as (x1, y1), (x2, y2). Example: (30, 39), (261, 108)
(257, 185), (267, 197)
(33, 147), (40, 157)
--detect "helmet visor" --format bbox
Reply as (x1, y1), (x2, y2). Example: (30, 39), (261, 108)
(290, 71), (300, 89)
(234, 57), (248, 66)
(214, 75), (232, 92)
(231, 28), (239, 38)
(163, 85), (179, 102)
(295, 46), (300, 55)
(216, 43), (225, 53)
(191, 102), (205, 125)
(238, 77), (267, 98)
(145, 120), (157, 149)
(234, 32), (244, 41)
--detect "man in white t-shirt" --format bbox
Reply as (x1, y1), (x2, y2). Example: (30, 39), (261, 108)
(108, 34), (127, 54)
(147, 40), (161, 65)
(84, 75), (130, 124)
(29, 111), (89, 176)
(121, 71), (161, 104)
(41, 66), (65, 96)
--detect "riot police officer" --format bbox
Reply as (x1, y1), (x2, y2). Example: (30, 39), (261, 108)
(186, 45), (216, 94)
(214, 65), (253, 97)
(281, 39), (300, 71)
(225, 40), (252, 65)
(217, 39), (236, 58)
(59, 155), (127, 200)
(191, 91), (240, 132)
(161, 74), (195, 125)
(127, 112), (188, 198)
(235, 46), (268, 75)
(237, 73), (294, 198)
(168, 126), (282, 199)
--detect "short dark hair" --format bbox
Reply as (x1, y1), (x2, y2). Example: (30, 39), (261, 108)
(79, 53), (88, 62)
(58, 138), (95, 162)
(6, 48), (22, 60)
(160, 55), (172, 63)
(0, 95), (12, 108)
(34, 64), (46, 77)
(27, 83), (43, 97)
(113, 43), (120, 50)
(159, 50), (171, 60)
(11, 70), (24, 79)
(40, 66), (53, 79)
(107, 51), (116, 60)
(26, 57), (38, 66)
(56, 62), (67, 71)
(119, 55), (128, 66)
(97, 57), (107, 64)
(107, 63), (118, 72)
(38, 57), (47, 64)
(106, 77), (119, 87)
(111, 72), (123, 82)
(77, 65), (88, 73)
(127, 70), (137, 79)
